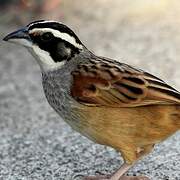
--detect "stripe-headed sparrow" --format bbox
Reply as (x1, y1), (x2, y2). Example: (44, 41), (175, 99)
(3, 20), (180, 180)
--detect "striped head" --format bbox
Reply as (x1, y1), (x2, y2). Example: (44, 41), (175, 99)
(3, 20), (84, 70)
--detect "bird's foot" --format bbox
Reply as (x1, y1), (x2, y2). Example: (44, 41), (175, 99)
(83, 175), (149, 180)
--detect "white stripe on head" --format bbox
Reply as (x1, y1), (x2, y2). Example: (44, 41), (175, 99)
(27, 20), (60, 28)
(29, 28), (83, 50)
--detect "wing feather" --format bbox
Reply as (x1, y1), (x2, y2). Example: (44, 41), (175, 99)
(71, 59), (180, 107)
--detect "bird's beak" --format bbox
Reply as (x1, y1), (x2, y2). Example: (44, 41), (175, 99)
(3, 27), (32, 47)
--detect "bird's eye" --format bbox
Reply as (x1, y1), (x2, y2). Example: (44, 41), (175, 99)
(41, 32), (53, 41)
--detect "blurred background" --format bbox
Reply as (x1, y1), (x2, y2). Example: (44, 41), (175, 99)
(0, 0), (180, 179)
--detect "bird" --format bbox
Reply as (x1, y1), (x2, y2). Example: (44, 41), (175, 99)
(3, 20), (180, 180)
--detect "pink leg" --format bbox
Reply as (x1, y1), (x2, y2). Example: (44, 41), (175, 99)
(111, 163), (149, 180)
(111, 163), (131, 179)
(84, 163), (150, 180)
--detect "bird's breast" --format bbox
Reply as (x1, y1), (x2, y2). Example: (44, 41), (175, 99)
(42, 72), (74, 120)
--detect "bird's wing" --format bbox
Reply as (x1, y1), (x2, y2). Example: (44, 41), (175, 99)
(71, 58), (180, 107)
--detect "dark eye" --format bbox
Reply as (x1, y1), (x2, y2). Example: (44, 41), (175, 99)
(41, 32), (53, 41)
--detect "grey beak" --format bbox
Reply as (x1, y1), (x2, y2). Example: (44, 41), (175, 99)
(3, 28), (30, 41)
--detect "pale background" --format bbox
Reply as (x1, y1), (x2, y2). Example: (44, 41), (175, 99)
(0, 0), (180, 179)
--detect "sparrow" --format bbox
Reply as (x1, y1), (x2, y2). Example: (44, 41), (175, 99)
(3, 20), (180, 180)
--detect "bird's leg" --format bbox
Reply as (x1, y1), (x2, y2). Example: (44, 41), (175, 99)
(111, 163), (149, 180)
(84, 163), (149, 180)
(111, 163), (131, 179)
(110, 163), (131, 179)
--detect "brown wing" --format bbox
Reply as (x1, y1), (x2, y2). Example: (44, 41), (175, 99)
(71, 58), (180, 107)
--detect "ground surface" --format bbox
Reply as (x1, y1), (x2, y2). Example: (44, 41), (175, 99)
(0, 0), (180, 179)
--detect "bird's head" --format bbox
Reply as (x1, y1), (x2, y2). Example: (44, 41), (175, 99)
(3, 20), (85, 70)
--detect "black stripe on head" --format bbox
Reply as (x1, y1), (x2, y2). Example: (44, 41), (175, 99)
(28, 21), (82, 45)
(30, 33), (81, 63)
(26, 20), (84, 63)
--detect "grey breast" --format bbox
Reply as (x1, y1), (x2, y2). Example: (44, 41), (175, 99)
(41, 51), (94, 131)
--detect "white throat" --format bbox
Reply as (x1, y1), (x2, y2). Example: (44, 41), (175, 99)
(28, 45), (65, 71)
